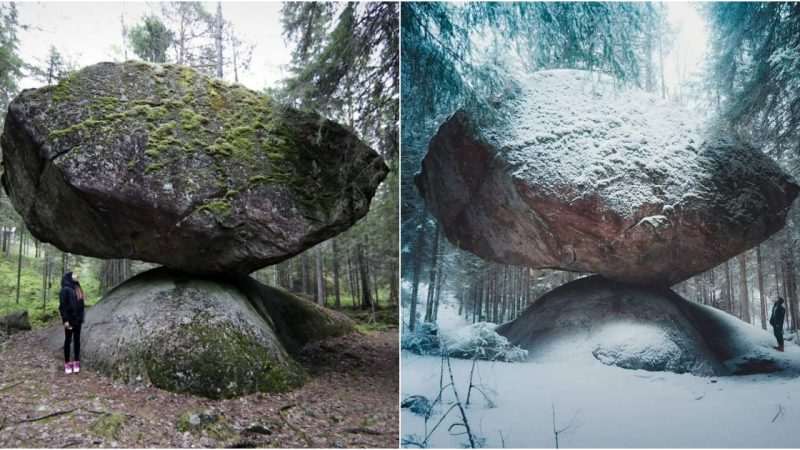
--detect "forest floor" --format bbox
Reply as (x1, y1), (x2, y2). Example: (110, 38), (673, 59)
(0, 325), (398, 448)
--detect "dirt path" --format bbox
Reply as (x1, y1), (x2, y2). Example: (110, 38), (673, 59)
(0, 328), (398, 448)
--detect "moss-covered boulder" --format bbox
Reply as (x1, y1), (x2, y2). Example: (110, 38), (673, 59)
(46, 267), (355, 399)
(2, 61), (388, 276)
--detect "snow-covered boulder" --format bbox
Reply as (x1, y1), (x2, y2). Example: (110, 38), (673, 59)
(415, 69), (798, 286)
(496, 275), (791, 376)
(445, 322), (527, 362)
(402, 321), (527, 362)
(401, 322), (441, 355)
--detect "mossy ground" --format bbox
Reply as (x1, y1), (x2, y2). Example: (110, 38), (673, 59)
(344, 307), (399, 334)
(89, 413), (128, 442)
(175, 409), (236, 443)
(39, 61), (350, 219)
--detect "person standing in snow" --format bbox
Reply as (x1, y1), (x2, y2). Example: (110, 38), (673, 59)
(59, 271), (85, 374)
(769, 297), (786, 352)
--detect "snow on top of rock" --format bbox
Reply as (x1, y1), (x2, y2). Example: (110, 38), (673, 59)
(484, 69), (707, 218)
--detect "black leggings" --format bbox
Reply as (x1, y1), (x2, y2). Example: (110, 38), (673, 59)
(64, 325), (81, 362)
(773, 325), (784, 346)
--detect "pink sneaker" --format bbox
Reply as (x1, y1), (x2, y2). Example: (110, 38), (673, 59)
(64, 362), (73, 374)
(73, 361), (80, 373)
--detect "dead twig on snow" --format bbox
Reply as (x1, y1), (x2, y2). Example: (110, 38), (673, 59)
(552, 402), (580, 449)
(772, 404), (785, 423)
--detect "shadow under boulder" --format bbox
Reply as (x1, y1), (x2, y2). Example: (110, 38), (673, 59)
(47, 267), (355, 399)
(496, 276), (793, 376)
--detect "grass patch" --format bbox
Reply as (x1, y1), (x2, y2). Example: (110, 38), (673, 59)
(0, 243), (102, 328)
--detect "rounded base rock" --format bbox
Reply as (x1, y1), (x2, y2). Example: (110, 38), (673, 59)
(48, 267), (354, 398)
(497, 276), (793, 376)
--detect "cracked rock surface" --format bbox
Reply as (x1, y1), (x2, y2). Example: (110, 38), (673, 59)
(1, 61), (388, 276)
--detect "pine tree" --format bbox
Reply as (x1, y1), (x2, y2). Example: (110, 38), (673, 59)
(129, 15), (174, 63)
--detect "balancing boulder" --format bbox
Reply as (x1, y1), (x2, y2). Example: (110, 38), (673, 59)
(415, 69), (798, 286)
(2, 61), (388, 277)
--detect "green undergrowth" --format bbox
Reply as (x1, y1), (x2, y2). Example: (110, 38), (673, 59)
(344, 306), (398, 334)
(89, 413), (128, 442)
(41, 61), (349, 219)
(0, 245), (101, 328)
(175, 409), (236, 444)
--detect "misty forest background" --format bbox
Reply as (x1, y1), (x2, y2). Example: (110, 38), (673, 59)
(0, 1), (399, 329)
(401, 3), (800, 335)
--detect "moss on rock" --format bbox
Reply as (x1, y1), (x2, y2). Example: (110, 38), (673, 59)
(144, 317), (307, 399)
(35, 61), (364, 218)
(195, 199), (231, 216)
(4, 61), (388, 277)
(45, 268), (326, 400)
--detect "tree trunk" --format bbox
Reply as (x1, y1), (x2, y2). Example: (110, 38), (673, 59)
(315, 245), (324, 306)
(645, 10), (654, 93)
(389, 261), (398, 307)
(737, 252), (750, 324)
(424, 225), (440, 324)
(724, 260), (733, 314)
(231, 33), (239, 83)
(784, 244), (799, 331)
(657, 5), (667, 99)
(348, 248), (359, 310)
(408, 206), (427, 331)
(215, 2), (224, 78)
(332, 238), (341, 309)
(300, 252), (309, 297)
(756, 245), (767, 330)
(358, 242), (373, 310)
(16, 227), (24, 304)
(42, 244), (48, 310)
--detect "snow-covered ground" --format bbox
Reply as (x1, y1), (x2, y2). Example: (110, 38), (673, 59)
(402, 280), (800, 448)
(402, 350), (800, 448)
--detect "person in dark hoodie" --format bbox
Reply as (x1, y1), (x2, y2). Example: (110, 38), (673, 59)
(769, 297), (786, 352)
(59, 271), (85, 374)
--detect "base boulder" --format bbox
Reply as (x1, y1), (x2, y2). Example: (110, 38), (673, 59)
(48, 267), (355, 398)
(496, 276), (791, 376)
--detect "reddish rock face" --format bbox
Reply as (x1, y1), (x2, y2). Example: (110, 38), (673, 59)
(415, 70), (798, 286)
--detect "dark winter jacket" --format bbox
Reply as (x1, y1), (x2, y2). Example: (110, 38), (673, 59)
(59, 272), (84, 327)
(770, 303), (786, 328)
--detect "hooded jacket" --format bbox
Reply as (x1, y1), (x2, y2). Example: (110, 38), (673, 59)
(59, 272), (84, 327)
(770, 302), (786, 328)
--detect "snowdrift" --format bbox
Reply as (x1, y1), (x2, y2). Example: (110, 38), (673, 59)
(402, 321), (527, 362)
(496, 275), (796, 376)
